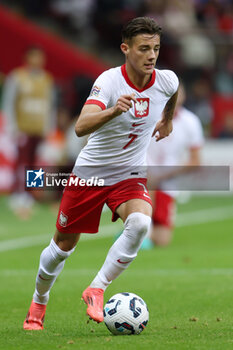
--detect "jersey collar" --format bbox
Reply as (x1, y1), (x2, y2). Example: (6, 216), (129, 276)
(121, 64), (156, 92)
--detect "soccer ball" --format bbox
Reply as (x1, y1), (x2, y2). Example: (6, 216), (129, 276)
(103, 292), (149, 335)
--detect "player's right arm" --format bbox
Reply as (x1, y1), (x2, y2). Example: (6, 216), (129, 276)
(75, 94), (137, 137)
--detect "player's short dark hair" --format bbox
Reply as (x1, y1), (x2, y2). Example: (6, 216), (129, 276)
(122, 17), (162, 44)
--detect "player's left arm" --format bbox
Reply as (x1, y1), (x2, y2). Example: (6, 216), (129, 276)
(152, 90), (178, 142)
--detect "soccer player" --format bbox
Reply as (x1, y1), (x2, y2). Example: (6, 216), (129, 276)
(23, 17), (179, 330)
(146, 83), (204, 246)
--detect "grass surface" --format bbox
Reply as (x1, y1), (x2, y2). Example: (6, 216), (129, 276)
(0, 194), (233, 350)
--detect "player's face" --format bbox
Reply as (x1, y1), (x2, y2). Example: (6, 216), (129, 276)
(122, 34), (161, 76)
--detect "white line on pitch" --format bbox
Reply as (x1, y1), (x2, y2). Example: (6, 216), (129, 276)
(0, 223), (122, 252)
(0, 205), (233, 252)
(1, 268), (233, 277)
(176, 205), (233, 227)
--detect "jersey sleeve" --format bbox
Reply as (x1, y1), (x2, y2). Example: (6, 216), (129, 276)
(85, 69), (113, 110)
(159, 70), (179, 97)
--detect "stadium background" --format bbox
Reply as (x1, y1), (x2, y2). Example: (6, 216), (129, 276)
(0, 0), (233, 192)
(0, 1), (233, 349)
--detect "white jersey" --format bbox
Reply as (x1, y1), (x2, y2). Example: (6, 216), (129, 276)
(74, 64), (179, 185)
(147, 106), (204, 195)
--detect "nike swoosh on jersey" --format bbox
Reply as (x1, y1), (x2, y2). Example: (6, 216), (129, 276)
(117, 259), (130, 264)
(132, 122), (146, 127)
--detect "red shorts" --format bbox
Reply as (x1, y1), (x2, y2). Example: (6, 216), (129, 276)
(56, 177), (152, 234)
(152, 191), (176, 229)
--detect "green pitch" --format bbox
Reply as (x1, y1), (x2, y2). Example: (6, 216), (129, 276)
(0, 194), (233, 350)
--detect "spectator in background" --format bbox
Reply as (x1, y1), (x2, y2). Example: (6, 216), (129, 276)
(195, 0), (233, 35)
(2, 46), (55, 219)
(20, 0), (50, 17)
(215, 50), (233, 95)
(163, 0), (196, 37)
(143, 0), (166, 25)
(179, 33), (215, 70)
(186, 78), (213, 135)
(50, 0), (97, 44)
(218, 111), (233, 138)
(217, 1), (233, 35)
(92, 0), (143, 50)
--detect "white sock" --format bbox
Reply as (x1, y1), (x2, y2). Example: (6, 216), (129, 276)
(90, 212), (151, 290)
(33, 239), (75, 305)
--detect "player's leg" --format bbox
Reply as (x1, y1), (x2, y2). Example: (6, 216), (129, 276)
(83, 197), (152, 323)
(24, 179), (106, 329)
(23, 230), (80, 330)
(33, 230), (80, 305)
(90, 199), (152, 288)
(150, 191), (176, 246)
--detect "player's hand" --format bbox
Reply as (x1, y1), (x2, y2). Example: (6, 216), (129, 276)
(112, 93), (137, 117)
(152, 119), (173, 142)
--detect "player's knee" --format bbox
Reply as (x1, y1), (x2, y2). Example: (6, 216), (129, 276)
(125, 212), (151, 239)
(51, 239), (75, 260)
(39, 239), (75, 276)
(53, 230), (80, 252)
(41, 239), (75, 265)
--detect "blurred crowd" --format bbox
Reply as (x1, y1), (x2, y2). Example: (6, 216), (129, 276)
(2, 0), (233, 135)
(0, 0), (232, 212)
